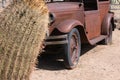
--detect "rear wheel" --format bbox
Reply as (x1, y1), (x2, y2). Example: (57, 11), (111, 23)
(102, 23), (113, 45)
(63, 28), (81, 69)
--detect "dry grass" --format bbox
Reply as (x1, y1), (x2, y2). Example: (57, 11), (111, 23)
(0, 0), (49, 80)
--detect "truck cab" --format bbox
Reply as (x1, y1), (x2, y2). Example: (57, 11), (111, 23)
(44, 0), (115, 69)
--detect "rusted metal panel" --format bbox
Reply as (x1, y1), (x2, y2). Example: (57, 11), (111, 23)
(47, 2), (85, 34)
(85, 11), (101, 39)
(46, 0), (114, 45)
(99, 1), (110, 23)
(56, 19), (84, 33)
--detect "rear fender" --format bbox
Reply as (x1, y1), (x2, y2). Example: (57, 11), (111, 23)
(101, 13), (114, 35)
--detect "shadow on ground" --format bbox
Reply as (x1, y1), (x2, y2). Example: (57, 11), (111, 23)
(36, 44), (96, 70)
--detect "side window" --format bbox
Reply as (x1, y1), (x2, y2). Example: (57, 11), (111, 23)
(84, 0), (98, 11)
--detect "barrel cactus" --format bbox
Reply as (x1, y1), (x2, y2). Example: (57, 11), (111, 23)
(0, 0), (49, 80)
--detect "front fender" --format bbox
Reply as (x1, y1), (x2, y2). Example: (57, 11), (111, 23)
(56, 19), (84, 33)
(101, 13), (114, 35)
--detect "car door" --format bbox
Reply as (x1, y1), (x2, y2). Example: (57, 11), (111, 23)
(84, 0), (101, 39)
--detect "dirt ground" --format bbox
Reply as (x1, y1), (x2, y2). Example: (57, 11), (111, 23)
(30, 29), (120, 80)
(0, 2), (120, 80)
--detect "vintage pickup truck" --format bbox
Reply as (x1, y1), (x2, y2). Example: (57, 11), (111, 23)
(44, 0), (116, 69)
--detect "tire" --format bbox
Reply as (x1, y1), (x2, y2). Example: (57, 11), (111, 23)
(101, 23), (113, 45)
(63, 28), (81, 69)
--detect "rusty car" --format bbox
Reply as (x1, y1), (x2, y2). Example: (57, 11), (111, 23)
(44, 0), (116, 69)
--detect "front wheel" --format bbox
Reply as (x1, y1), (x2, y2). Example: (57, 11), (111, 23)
(63, 28), (81, 69)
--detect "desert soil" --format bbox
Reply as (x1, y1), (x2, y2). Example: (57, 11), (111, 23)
(30, 29), (120, 80)
(1, 2), (120, 80)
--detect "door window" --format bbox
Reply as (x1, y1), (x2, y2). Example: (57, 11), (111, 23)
(84, 0), (98, 11)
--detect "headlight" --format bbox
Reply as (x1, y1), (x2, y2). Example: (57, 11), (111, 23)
(49, 13), (55, 25)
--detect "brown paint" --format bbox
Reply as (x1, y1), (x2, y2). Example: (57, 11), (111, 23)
(46, 0), (115, 45)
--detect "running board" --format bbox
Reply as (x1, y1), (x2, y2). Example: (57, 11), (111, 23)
(89, 35), (107, 45)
